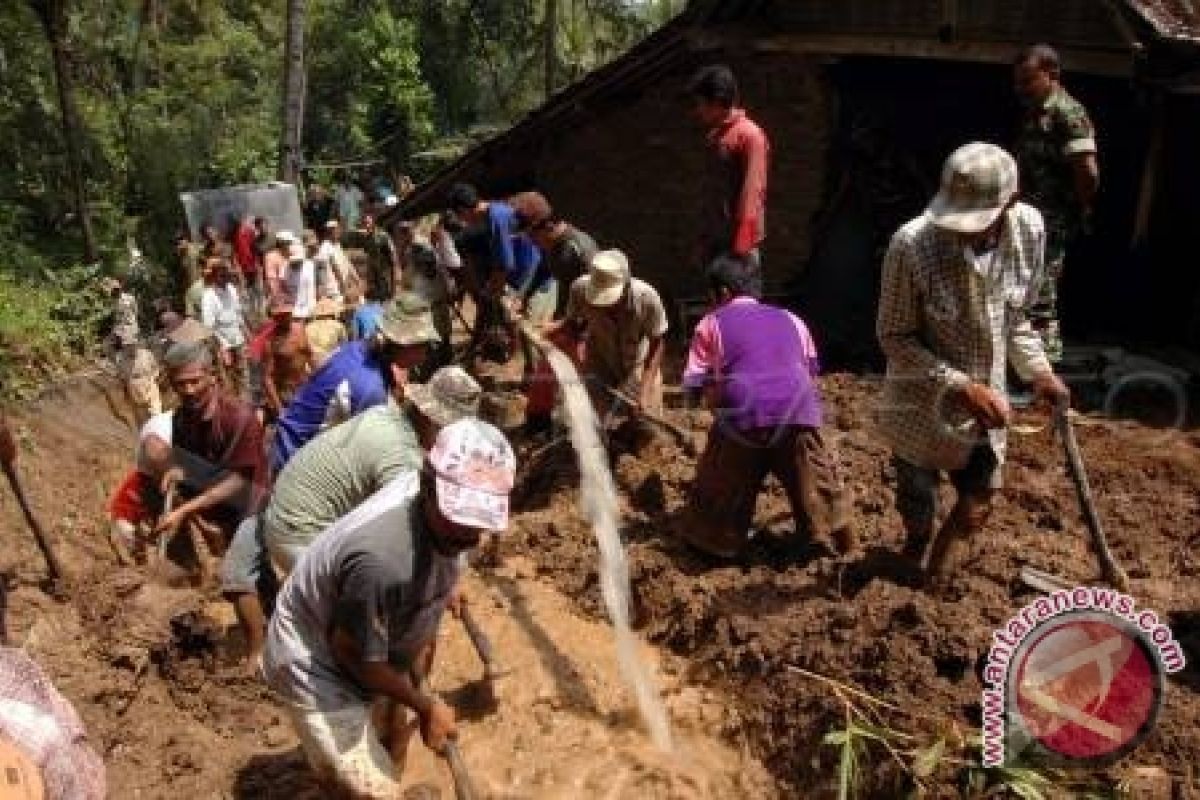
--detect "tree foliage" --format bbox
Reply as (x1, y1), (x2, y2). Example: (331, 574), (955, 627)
(0, 0), (684, 274)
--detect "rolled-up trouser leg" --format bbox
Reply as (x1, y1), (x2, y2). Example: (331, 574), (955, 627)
(892, 456), (938, 560)
(771, 426), (855, 553)
(678, 424), (769, 558)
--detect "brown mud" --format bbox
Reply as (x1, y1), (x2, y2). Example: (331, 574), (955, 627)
(0, 369), (1197, 797)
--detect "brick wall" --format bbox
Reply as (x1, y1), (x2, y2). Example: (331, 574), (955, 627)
(528, 49), (833, 331)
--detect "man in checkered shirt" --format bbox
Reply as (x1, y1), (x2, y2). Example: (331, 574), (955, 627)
(876, 142), (1069, 587)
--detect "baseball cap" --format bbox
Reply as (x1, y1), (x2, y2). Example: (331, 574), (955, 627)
(408, 366), (482, 428)
(926, 142), (1019, 234)
(275, 230), (297, 246)
(376, 291), (441, 346)
(583, 249), (630, 307)
(429, 418), (516, 531)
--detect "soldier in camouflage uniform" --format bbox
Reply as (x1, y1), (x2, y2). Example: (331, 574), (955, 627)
(1014, 43), (1100, 363)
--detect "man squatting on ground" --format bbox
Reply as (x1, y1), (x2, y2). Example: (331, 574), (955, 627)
(262, 419), (516, 799)
(679, 255), (854, 558)
(106, 410), (173, 565)
(876, 142), (1070, 587)
(156, 340), (269, 654)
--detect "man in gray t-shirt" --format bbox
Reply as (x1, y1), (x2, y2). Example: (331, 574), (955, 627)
(262, 367), (482, 572)
(262, 419), (515, 799)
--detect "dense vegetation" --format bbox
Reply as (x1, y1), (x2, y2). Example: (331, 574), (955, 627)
(0, 0), (683, 393)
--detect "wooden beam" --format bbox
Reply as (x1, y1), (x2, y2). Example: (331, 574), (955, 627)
(1131, 92), (1166, 246)
(690, 32), (1136, 76)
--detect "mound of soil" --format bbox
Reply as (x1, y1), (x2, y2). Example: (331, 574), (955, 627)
(504, 373), (1200, 794)
(2, 367), (1198, 797)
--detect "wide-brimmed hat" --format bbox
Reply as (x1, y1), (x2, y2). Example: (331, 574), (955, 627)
(583, 249), (630, 307)
(313, 297), (342, 317)
(429, 418), (516, 531)
(926, 142), (1019, 234)
(408, 366), (482, 428)
(376, 291), (441, 346)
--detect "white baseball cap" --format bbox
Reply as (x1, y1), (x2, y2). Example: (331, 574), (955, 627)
(429, 419), (516, 531)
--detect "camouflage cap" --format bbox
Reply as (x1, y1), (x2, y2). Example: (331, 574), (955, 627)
(407, 366), (482, 428)
(376, 291), (441, 346)
(926, 142), (1019, 234)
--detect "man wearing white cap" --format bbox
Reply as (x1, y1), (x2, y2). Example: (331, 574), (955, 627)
(264, 230), (296, 308)
(550, 248), (668, 417)
(262, 418), (515, 799)
(283, 240), (318, 320)
(876, 142), (1069, 587)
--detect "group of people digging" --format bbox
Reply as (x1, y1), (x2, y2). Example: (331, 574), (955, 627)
(86, 46), (1093, 796)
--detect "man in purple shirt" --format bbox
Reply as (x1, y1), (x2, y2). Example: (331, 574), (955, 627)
(678, 256), (852, 559)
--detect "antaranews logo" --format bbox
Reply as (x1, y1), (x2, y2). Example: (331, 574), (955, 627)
(980, 586), (1185, 767)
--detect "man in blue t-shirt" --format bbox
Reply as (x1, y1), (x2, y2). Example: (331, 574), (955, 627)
(270, 292), (440, 474)
(351, 300), (385, 340)
(447, 183), (542, 365)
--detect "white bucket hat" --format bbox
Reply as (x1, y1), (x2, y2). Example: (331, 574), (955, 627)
(583, 249), (630, 307)
(926, 142), (1019, 234)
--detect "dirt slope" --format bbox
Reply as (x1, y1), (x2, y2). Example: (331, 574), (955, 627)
(0, 375), (776, 798)
(507, 373), (1200, 796)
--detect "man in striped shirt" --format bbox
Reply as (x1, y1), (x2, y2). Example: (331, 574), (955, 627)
(876, 142), (1069, 588)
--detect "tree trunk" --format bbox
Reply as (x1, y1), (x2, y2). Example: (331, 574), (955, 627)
(29, 0), (97, 263)
(543, 0), (557, 99)
(280, 0), (306, 183)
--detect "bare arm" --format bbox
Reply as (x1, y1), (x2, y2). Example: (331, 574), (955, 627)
(1071, 152), (1099, 215)
(330, 627), (434, 715)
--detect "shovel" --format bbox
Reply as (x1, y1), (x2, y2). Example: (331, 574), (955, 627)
(2, 459), (68, 592)
(415, 673), (478, 800)
(459, 604), (511, 685)
(1053, 405), (1130, 592)
(598, 383), (698, 456)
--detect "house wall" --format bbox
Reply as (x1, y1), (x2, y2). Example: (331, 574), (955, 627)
(530, 49), (833, 324)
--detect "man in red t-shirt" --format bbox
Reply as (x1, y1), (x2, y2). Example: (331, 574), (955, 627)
(234, 214), (263, 321)
(157, 340), (269, 659)
(689, 64), (770, 297)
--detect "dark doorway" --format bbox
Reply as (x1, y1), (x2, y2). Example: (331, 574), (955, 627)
(796, 55), (1152, 368)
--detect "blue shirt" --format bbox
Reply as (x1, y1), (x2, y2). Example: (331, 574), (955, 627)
(271, 340), (390, 473)
(487, 202), (541, 292)
(351, 302), (384, 340)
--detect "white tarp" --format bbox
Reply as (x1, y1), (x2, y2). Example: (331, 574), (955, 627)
(179, 182), (304, 239)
